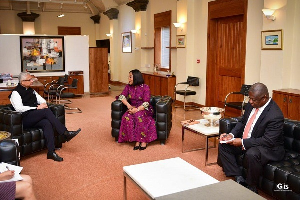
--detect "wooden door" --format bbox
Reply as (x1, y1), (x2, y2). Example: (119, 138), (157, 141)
(207, 0), (247, 115)
(89, 48), (109, 94)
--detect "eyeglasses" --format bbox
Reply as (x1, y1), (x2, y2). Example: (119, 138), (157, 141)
(22, 78), (34, 82)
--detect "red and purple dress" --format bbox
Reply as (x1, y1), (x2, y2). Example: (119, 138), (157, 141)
(117, 84), (157, 143)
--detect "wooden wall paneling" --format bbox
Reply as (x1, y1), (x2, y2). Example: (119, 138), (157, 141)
(0, 91), (12, 105)
(154, 76), (161, 96)
(89, 48), (109, 94)
(148, 75), (155, 95)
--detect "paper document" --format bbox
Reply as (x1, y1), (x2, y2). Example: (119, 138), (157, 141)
(0, 162), (23, 182)
(220, 138), (235, 143)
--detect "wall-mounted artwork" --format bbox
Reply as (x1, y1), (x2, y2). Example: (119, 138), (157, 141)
(20, 36), (65, 72)
(122, 32), (132, 53)
(261, 29), (283, 50)
(176, 35), (186, 48)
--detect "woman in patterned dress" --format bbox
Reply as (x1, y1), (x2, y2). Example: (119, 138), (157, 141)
(0, 170), (36, 200)
(117, 69), (157, 150)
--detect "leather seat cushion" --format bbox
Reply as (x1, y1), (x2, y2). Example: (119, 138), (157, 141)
(60, 93), (75, 98)
(175, 90), (196, 96)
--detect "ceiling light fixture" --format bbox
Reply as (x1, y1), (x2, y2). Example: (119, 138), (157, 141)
(57, 3), (64, 18)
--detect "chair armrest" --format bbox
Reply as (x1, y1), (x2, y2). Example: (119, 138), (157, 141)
(0, 139), (20, 166)
(219, 117), (240, 134)
(156, 96), (173, 140)
(174, 82), (189, 90)
(111, 100), (128, 139)
(48, 104), (65, 125)
(0, 108), (23, 140)
(224, 91), (244, 104)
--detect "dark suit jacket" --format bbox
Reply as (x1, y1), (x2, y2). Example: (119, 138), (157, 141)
(231, 99), (285, 164)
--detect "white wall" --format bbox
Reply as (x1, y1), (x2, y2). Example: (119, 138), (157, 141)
(260, 0), (300, 93)
(0, 35), (90, 92)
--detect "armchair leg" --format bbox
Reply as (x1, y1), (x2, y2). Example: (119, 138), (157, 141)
(64, 105), (82, 114)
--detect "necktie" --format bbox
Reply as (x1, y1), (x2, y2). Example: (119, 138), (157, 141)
(243, 108), (259, 139)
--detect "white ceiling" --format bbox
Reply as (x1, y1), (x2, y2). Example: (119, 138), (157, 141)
(0, 0), (133, 15)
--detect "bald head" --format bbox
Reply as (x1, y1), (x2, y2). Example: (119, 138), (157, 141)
(249, 83), (269, 98)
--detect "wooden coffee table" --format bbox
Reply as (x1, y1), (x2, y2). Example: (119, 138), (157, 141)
(123, 157), (218, 199)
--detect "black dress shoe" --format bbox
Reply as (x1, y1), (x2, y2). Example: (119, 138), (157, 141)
(133, 145), (140, 150)
(47, 151), (63, 162)
(64, 128), (81, 142)
(139, 143), (148, 150)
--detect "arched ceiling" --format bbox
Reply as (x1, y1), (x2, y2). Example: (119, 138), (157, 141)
(0, 0), (133, 15)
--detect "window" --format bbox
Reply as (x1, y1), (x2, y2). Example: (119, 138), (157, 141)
(154, 10), (171, 72)
(161, 27), (170, 68)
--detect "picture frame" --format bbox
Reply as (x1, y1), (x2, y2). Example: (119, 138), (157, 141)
(20, 36), (65, 72)
(122, 32), (132, 53)
(261, 29), (283, 50)
(176, 35), (186, 48)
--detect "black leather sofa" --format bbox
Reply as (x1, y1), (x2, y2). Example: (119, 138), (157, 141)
(219, 117), (300, 200)
(111, 95), (172, 144)
(0, 104), (66, 157)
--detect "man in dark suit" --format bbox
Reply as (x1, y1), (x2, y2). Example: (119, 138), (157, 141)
(218, 82), (285, 193)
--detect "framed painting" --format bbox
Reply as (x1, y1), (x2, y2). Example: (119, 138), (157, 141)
(20, 36), (65, 72)
(261, 29), (283, 50)
(122, 32), (132, 53)
(176, 35), (186, 48)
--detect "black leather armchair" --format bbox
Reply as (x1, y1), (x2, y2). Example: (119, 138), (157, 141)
(0, 104), (66, 157)
(0, 139), (20, 166)
(111, 96), (173, 144)
(219, 117), (300, 200)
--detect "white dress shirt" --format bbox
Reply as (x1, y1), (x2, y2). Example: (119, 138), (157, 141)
(10, 90), (46, 113)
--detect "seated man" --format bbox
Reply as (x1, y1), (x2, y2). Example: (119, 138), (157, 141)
(9, 72), (81, 162)
(218, 82), (285, 193)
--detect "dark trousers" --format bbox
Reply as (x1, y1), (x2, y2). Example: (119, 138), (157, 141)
(22, 108), (67, 152)
(218, 143), (263, 186)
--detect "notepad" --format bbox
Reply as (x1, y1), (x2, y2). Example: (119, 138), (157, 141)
(219, 138), (235, 143)
(0, 162), (23, 182)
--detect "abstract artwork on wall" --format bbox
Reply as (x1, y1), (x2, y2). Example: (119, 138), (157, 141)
(20, 36), (65, 72)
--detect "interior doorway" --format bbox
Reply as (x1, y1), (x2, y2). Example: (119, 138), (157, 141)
(206, 0), (248, 117)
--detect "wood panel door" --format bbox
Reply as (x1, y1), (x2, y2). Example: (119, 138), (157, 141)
(89, 48), (109, 94)
(207, 0), (247, 113)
